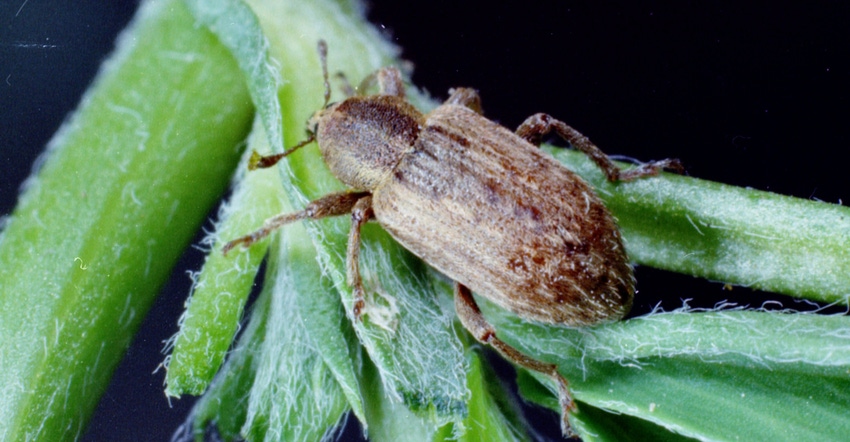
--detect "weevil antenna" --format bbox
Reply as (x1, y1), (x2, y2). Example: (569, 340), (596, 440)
(248, 133), (316, 170)
(318, 40), (331, 108)
(248, 41), (329, 171)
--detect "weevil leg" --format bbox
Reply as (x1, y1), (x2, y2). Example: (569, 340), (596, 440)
(454, 283), (577, 438)
(445, 87), (483, 114)
(355, 67), (406, 98)
(376, 67), (405, 98)
(335, 72), (357, 97)
(516, 113), (683, 182)
(346, 196), (374, 319)
(222, 191), (370, 255)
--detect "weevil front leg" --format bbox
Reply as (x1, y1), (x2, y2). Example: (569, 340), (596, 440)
(222, 191), (370, 255)
(454, 283), (577, 438)
(346, 195), (374, 319)
(516, 113), (683, 182)
(347, 66), (406, 98)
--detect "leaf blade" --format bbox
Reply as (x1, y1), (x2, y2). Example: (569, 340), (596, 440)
(485, 299), (850, 441)
(548, 147), (850, 305)
(0, 0), (253, 438)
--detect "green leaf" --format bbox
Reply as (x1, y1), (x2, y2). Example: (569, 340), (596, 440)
(0, 0), (252, 439)
(517, 373), (695, 442)
(185, 215), (356, 442)
(548, 147), (850, 305)
(188, 274), (270, 441)
(360, 345), (533, 442)
(485, 299), (850, 441)
(359, 351), (440, 442)
(167, 0), (293, 397)
(183, 0), (285, 173)
(241, 230), (350, 441)
(354, 225), (469, 419)
(166, 119), (285, 396)
(176, 117), (365, 437)
(440, 349), (532, 442)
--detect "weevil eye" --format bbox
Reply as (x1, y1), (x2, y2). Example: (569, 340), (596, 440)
(306, 110), (324, 135)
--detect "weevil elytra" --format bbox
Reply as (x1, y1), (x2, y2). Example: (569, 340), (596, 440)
(224, 41), (682, 436)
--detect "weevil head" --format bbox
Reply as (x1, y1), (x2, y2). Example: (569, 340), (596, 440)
(311, 94), (423, 191)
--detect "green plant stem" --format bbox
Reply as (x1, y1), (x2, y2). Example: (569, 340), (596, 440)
(0, 0), (252, 439)
(548, 147), (850, 305)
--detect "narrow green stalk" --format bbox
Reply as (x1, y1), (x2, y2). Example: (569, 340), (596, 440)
(164, 120), (284, 396)
(0, 0), (252, 439)
(548, 147), (850, 305)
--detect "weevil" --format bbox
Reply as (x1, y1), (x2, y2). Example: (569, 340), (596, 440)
(224, 41), (681, 436)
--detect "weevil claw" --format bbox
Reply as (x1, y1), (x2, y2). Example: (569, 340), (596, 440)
(352, 287), (366, 321)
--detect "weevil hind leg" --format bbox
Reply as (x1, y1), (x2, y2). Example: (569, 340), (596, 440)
(454, 283), (577, 438)
(516, 113), (683, 182)
(445, 87), (483, 114)
(346, 196), (374, 319)
(222, 191), (369, 255)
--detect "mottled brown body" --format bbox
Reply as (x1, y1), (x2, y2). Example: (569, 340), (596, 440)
(224, 41), (681, 437)
(315, 93), (633, 325)
(371, 104), (633, 325)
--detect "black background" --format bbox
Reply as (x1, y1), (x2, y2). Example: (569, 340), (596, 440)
(1, 1), (848, 440)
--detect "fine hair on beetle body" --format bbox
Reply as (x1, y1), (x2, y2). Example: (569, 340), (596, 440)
(224, 40), (682, 437)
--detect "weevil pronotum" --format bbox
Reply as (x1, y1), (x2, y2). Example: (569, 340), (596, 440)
(224, 41), (682, 436)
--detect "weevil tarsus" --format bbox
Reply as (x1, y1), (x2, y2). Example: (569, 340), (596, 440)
(454, 283), (578, 437)
(516, 113), (683, 182)
(617, 157), (684, 180)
